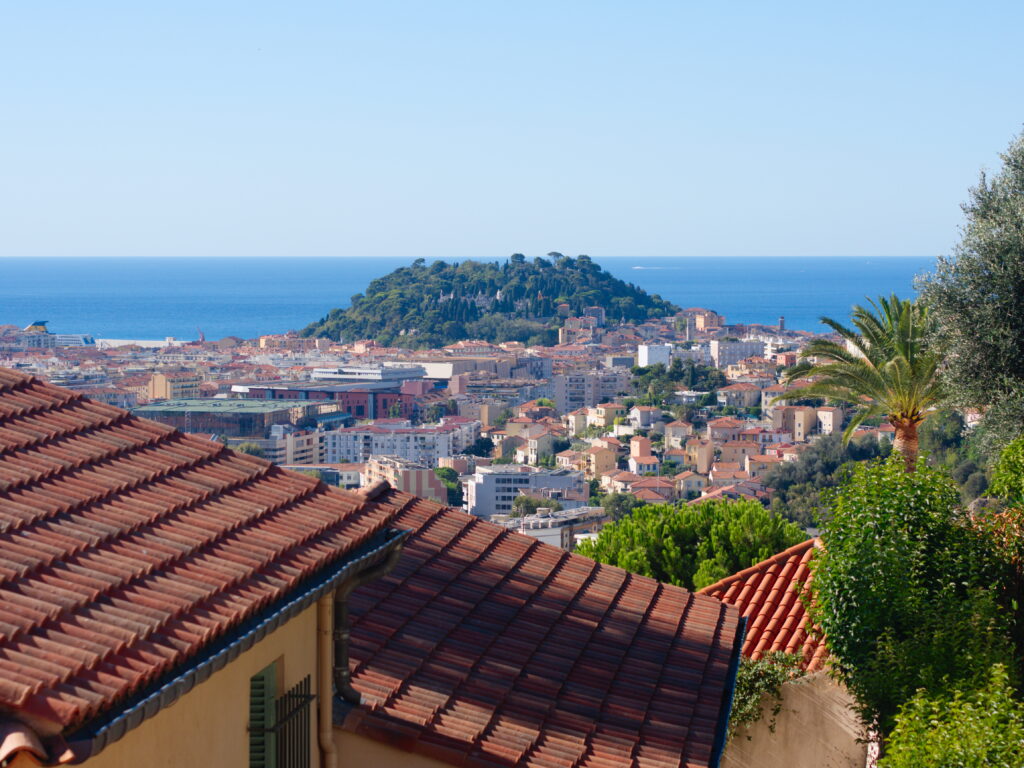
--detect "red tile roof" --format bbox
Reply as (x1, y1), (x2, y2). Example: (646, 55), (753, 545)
(697, 538), (825, 672)
(1, 367), (746, 768)
(344, 496), (744, 768)
(0, 368), (397, 739)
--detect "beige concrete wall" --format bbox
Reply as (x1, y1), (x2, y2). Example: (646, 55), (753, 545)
(723, 672), (867, 768)
(335, 730), (455, 768)
(80, 603), (320, 768)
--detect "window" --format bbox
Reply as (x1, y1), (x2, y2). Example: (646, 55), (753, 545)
(250, 666), (313, 768)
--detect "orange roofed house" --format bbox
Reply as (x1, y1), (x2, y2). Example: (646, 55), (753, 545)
(698, 540), (867, 768)
(0, 368), (745, 768)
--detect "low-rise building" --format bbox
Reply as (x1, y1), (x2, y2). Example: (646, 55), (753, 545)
(465, 464), (586, 516)
(364, 455), (448, 505)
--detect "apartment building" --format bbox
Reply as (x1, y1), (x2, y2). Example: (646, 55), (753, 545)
(637, 343), (672, 367)
(709, 339), (766, 369)
(147, 370), (202, 400)
(229, 426), (324, 465)
(323, 421), (471, 466)
(363, 455), (448, 505)
(465, 465), (586, 516)
(553, 369), (631, 413)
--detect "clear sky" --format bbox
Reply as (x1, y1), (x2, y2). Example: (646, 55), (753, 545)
(2, 1), (1022, 259)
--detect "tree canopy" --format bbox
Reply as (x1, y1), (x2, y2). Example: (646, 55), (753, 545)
(576, 499), (806, 591)
(302, 255), (679, 347)
(918, 130), (1024, 455)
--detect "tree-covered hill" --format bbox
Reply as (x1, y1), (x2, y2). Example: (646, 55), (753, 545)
(302, 254), (679, 348)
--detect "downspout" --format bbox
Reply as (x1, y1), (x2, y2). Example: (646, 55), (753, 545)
(317, 595), (338, 768)
(333, 543), (405, 704)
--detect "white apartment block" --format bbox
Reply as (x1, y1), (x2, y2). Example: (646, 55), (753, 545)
(709, 340), (766, 369)
(553, 369), (631, 413)
(465, 465), (587, 516)
(324, 422), (473, 466)
(637, 344), (673, 367)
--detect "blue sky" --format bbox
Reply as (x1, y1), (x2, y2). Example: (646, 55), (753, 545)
(2, 1), (1022, 258)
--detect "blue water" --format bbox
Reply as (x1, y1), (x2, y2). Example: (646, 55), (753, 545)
(0, 256), (936, 340)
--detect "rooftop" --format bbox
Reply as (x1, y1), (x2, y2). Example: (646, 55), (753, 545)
(698, 538), (825, 672)
(132, 398), (299, 413)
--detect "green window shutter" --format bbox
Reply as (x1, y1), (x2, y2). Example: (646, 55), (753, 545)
(249, 664), (278, 768)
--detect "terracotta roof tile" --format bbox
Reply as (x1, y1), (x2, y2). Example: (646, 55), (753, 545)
(343, 493), (743, 768)
(0, 369), (395, 735)
(697, 538), (825, 671)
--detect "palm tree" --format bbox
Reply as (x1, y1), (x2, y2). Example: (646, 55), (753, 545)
(773, 295), (941, 472)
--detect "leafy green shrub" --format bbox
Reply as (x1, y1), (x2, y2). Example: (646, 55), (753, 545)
(880, 665), (1024, 768)
(990, 437), (1024, 506)
(576, 499), (805, 591)
(812, 454), (1017, 737)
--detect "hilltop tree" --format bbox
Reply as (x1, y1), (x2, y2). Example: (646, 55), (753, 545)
(917, 131), (1024, 456)
(775, 295), (941, 472)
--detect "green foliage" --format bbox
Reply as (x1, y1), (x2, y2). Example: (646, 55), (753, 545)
(777, 295), (941, 470)
(728, 652), (805, 741)
(302, 255), (678, 347)
(463, 436), (495, 457)
(990, 437), (1024, 507)
(880, 665), (1024, 768)
(234, 442), (264, 457)
(576, 499), (806, 591)
(434, 467), (464, 506)
(763, 434), (890, 526)
(631, 359), (726, 407)
(534, 397), (555, 408)
(600, 492), (640, 521)
(917, 131), (1024, 456)
(510, 495), (562, 517)
(812, 455), (1018, 737)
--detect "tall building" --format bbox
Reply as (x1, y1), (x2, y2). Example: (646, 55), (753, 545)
(364, 455), (448, 505)
(637, 343), (673, 367)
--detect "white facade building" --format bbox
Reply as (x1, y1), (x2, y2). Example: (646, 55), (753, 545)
(709, 340), (766, 369)
(637, 344), (673, 368)
(323, 418), (480, 466)
(465, 465), (587, 516)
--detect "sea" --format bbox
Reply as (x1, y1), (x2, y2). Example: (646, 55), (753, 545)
(0, 256), (937, 341)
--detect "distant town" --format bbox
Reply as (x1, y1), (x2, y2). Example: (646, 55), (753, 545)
(0, 305), (906, 546)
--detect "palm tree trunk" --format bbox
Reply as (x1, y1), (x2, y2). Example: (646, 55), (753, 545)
(892, 421), (919, 472)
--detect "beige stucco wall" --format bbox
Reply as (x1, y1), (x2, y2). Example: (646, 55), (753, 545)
(72, 603), (320, 768)
(723, 672), (867, 768)
(335, 729), (455, 768)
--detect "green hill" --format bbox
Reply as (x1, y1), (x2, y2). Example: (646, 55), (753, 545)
(301, 254), (679, 348)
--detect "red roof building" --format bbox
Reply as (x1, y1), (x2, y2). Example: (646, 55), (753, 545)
(0, 368), (745, 768)
(698, 538), (825, 672)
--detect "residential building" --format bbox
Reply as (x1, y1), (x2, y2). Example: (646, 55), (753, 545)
(773, 405), (817, 442)
(816, 406), (844, 435)
(709, 339), (766, 369)
(685, 438), (716, 474)
(465, 464), (586, 516)
(637, 343), (673, 367)
(628, 404), (661, 429)
(700, 539), (866, 768)
(147, 370), (202, 400)
(665, 419), (694, 448)
(675, 470), (708, 498)
(323, 421), (475, 466)
(363, 455), (448, 505)
(582, 445), (617, 478)
(552, 369), (630, 412)
(719, 440), (761, 465)
(716, 382), (762, 409)
(706, 416), (746, 442)
(590, 401), (627, 427)
(228, 426), (324, 464)
(0, 366), (744, 768)
(496, 506), (611, 550)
